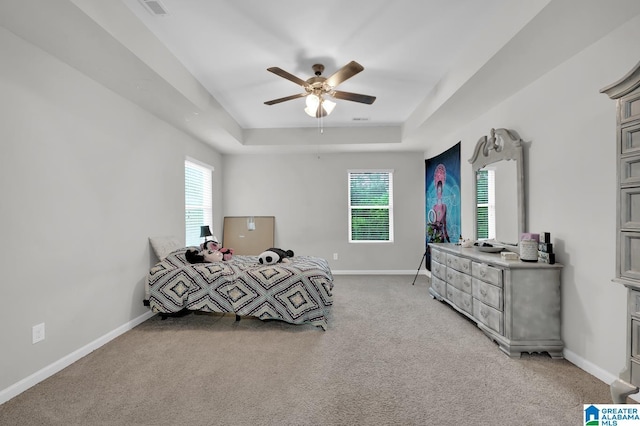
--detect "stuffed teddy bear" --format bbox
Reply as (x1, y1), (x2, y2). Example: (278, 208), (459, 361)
(185, 248), (224, 264)
(258, 248), (294, 265)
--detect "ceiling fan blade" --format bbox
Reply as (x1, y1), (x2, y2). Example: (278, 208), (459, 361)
(325, 61), (364, 88)
(266, 67), (308, 87)
(332, 90), (376, 105)
(264, 93), (307, 105)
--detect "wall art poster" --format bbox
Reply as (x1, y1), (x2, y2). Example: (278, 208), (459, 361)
(425, 142), (461, 270)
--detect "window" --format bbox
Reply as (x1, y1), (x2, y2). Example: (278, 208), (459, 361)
(348, 170), (393, 242)
(476, 169), (495, 240)
(185, 159), (213, 247)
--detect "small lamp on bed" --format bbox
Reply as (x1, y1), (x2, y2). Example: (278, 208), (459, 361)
(200, 225), (212, 245)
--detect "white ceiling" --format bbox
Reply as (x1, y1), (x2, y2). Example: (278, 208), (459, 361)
(121, 0), (513, 130)
(2, 0), (640, 154)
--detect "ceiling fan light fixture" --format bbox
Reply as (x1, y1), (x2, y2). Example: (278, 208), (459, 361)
(306, 105), (327, 118)
(304, 95), (319, 117)
(305, 94), (320, 109)
(323, 99), (336, 115)
(304, 94), (335, 118)
(304, 94), (323, 118)
(304, 106), (317, 117)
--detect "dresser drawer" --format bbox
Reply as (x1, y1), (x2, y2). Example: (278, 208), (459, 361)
(446, 253), (472, 274)
(633, 319), (640, 358)
(631, 290), (640, 318)
(446, 284), (473, 315)
(472, 278), (503, 311)
(621, 232), (640, 281)
(431, 276), (446, 299)
(431, 248), (445, 264)
(472, 262), (503, 287)
(473, 300), (503, 334)
(431, 260), (446, 281)
(621, 120), (640, 155)
(446, 268), (472, 294)
(631, 358), (640, 387)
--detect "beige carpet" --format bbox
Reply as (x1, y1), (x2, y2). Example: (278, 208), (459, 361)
(0, 275), (612, 425)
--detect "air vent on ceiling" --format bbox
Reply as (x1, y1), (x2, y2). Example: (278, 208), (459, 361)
(352, 117), (370, 121)
(139, 0), (168, 16)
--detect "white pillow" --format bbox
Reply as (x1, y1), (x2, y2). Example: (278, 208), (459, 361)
(149, 236), (183, 260)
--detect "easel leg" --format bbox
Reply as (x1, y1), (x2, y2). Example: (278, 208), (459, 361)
(412, 250), (428, 285)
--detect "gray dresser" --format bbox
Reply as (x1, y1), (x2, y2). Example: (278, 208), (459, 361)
(429, 243), (563, 358)
(601, 61), (640, 402)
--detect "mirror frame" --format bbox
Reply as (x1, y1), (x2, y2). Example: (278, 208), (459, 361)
(468, 128), (525, 243)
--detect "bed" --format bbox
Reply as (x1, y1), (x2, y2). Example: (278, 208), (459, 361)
(144, 244), (334, 330)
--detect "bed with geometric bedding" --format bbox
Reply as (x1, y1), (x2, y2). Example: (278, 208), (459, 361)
(144, 247), (334, 330)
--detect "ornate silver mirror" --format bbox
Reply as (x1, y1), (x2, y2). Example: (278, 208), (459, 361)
(469, 128), (525, 245)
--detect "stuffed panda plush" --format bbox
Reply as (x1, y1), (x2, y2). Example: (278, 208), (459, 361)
(185, 248), (224, 264)
(218, 247), (234, 261)
(258, 248), (294, 265)
(190, 239), (234, 262)
(200, 239), (220, 251)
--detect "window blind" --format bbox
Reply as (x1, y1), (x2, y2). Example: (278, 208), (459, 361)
(348, 170), (393, 242)
(185, 160), (213, 247)
(476, 169), (495, 240)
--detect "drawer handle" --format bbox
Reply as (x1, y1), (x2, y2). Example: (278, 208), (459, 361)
(480, 309), (488, 318)
(464, 300), (470, 308)
(447, 273), (452, 280)
(463, 264), (469, 270)
(480, 270), (486, 277)
(480, 289), (487, 297)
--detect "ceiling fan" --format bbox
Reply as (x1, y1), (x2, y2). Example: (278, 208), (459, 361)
(264, 61), (376, 118)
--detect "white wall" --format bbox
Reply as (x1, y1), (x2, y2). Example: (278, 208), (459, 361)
(222, 152), (425, 272)
(0, 27), (223, 394)
(424, 14), (640, 379)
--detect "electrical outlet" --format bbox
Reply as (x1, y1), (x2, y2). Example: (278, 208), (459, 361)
(32, 323), (45, 344)
(333, 253), (338, 260)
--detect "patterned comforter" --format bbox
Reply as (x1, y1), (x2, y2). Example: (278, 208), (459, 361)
(145, 248), (334, 330)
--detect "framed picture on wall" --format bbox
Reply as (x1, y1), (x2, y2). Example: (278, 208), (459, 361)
(425, 142), (461, 269)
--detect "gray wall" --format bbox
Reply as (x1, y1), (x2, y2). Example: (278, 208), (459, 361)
(0, 26), (223, 394)
(423, 13), (640, 382)
(222, 152), (425, 272)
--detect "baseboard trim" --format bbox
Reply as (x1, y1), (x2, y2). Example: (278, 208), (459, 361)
(563, 348), (640, 401)
(0, 310), (156, 405)
(563, 348), (617, 384)
(332, 270), (431, 276)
